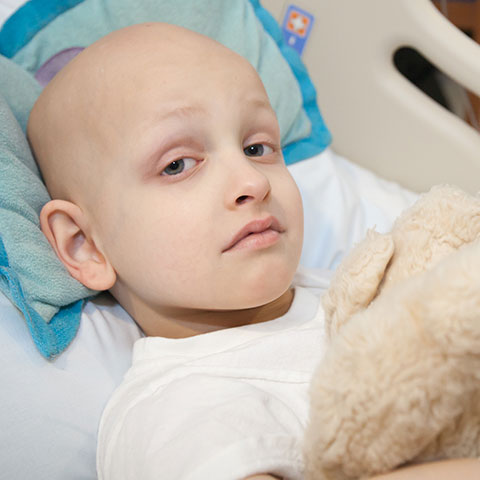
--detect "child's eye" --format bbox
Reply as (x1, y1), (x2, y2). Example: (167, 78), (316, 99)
(244, 143), (273, 157)
(160, 158), (197, 176)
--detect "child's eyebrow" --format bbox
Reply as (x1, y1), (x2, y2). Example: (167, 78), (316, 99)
(152, 97), (274, 123)
(155, 105), (207, 122)
(244, 97), (276, 115)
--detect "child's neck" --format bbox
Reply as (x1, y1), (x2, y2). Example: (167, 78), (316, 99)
(127, 288), (295, 338)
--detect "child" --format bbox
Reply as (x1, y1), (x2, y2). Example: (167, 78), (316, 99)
(27, 22), (480, 480)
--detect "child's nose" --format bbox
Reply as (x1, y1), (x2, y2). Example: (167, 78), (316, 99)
(224, 157), (272, 209)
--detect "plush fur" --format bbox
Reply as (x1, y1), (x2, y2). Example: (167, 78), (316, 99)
(304, 185), (480, 480)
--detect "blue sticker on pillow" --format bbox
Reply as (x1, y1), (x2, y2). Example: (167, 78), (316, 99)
(282, 5), (314, 56)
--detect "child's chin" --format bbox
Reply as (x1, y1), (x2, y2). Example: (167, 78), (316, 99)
(219, 259), (298, 309)
(245, 281), (293, 310)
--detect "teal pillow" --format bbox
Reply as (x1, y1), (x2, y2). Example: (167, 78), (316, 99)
(0, 62), (95, 358)
(0, 0), (331, 359)
(0, 0), (331, 162)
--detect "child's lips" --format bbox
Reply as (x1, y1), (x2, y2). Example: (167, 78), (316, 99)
(222, 216), (284, 253)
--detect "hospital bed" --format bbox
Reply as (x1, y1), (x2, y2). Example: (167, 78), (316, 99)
(0, 1), (479, 479)
(264, 0), (480, 194)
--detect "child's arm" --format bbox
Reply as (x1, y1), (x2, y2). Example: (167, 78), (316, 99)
(370, 458), (480, 479)
(245, 475), (281, 479)
(246, 459), (480, 479)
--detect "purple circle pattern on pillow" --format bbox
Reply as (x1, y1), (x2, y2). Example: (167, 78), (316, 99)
(35, 47), (84, 86)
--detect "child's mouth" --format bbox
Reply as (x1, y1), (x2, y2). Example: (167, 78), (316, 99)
(226, 229), (281, 252)
(223, 216), (284, 252)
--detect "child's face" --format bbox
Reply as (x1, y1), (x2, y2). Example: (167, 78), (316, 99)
(30, 24), (304, 330)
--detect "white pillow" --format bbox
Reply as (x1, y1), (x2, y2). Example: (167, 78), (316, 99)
(0, 0), (24, 27)
(290, 147), (418, 269)
(0, 148), (417, 479)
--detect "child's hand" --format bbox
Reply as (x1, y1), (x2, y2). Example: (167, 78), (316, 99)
(244, 475), (282, 479)
(369, 458), (480, 479)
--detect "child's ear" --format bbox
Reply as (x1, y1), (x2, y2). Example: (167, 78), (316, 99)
(39, 199), (116, 291)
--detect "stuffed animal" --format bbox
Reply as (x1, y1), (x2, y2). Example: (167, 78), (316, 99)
(304, 184), (480, 480)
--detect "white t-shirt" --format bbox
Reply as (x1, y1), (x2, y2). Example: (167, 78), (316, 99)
(97, 267), (332, 480)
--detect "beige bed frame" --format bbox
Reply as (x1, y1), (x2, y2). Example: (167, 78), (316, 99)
(264, 0), (480, 194)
